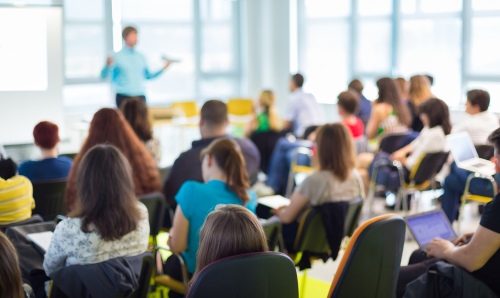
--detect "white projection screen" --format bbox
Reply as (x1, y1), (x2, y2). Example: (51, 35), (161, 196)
(0, 2), (63, 144)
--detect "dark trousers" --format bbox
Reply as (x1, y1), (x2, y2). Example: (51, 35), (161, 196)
(115, 94), (146, 108)
(396, 249), (439, 298)
(164, 255), (192, 298)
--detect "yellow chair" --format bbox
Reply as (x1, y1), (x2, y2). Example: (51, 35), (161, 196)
(458, 172), (495, 233)
(285, 147), (314, 198)
(227, 98), (254, 116)
(171, 101), (198, 118)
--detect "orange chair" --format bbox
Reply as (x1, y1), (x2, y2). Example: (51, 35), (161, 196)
(328, 214), (406, 298)
(227, 98), (254, 116)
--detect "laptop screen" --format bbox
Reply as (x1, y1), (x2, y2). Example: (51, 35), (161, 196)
(406, 211), (456, 248)
(448, 133), (477, 163)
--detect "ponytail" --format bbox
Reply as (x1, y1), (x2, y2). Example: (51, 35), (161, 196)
(201, 139), (250, 203)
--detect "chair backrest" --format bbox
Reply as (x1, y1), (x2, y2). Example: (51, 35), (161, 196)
(128, 252), (155, 298)
(171, 101), (198, 118)
(227, 98), (254, 116)
(187, 252), (298, 298)
(250, 131), (283, 174)
(293, 208), (329, 254)
(329, 214), (406, 298)
(0, 215), (43, 232)
(379, 133), (410, 154)
(261, 217), (282, 252)
(138, 192), (167, 237)
(475, 145), (494, 160)
(32, 179), (67, 221)
(343, 197), (363, 238)
(409, 152), (449, 186)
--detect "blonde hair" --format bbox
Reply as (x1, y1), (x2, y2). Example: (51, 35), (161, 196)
(201, 139), (250, 203)
(408, 75), (433, 109)
(193, 205), (268, 277)
(315, 123), (356, 181)
(259, 90), (275, 114)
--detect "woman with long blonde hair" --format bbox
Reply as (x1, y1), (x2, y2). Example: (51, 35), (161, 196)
(245, 90), (282, 137)
(407, 75), (433, 132)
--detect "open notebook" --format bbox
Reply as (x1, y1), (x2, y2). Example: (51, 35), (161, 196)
(258, 195), (290, 210)
(27, 231), (53, 253)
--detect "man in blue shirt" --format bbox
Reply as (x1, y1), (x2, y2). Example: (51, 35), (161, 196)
(19, 121), (72, 182)
(100, 26), (172, 107)
(348, 79), (372, 129)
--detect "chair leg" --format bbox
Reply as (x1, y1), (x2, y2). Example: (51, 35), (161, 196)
(300, 269), (308, 298)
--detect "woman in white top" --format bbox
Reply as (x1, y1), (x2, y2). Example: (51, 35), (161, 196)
(275, 123), (362, 251)
(43, 144), (149, 276)
(376, 98), (451, 195)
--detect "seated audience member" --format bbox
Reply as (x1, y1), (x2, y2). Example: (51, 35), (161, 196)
(245, 90), (282, 137)
(191, 204), (268, 279)
(284, 73), (325, 137)
(397, 128), (500, 297)
(370, 98), (451, 206)
(274, 123), (362, 251)
(365, 77), (411, 140)
(44, 145), (149, 276)
(0, 144), (17, 180)
(357, 77), (412, 192)
(18, 121), (73, 181)
(65, 108), (160, 212)
(441, 89), (500, 222)
(163, 100), (260, 215)
(394, 77), (408, 103)
(121, 97), (162, 165)
(407, 75), (433, 133)
(337, 91), (364, 139)
(0, 231), (32, 298)
(0, 175), (34, 225)
(165, 139), (257, 298)
(255, 125), (318, 197)
(348, 79), (372, 128)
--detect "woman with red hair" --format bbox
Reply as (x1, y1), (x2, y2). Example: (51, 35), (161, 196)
(65, 108), (160, 212)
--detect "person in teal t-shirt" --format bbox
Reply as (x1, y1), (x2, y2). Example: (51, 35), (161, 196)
(164, 138), (257, 298)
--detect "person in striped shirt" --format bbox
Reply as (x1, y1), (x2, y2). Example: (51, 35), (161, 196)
(0, 175), (35, 225)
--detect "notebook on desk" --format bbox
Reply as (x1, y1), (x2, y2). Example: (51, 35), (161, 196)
(405, 210), (457, 251)
(27, 231), (53, 254)
(258, 195), (290, 209)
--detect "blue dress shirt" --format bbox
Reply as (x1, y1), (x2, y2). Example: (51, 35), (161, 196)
(100, 46), (163, 96)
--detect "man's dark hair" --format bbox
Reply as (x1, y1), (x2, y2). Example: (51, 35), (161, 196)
(337, 91), (359, 115)
(291, 73), (304, 88)
(122, 26), (137, 40)
(488, 128), (500, 154)
(201, 100), (228, 127)
(348, 79), (364, 94)
(467, 89), (490, 112)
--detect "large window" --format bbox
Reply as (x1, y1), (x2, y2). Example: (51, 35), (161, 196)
(63, 0), (242, 107)
(296, 0), (500, 111)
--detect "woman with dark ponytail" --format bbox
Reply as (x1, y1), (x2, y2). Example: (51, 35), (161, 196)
(164, 138), (257, 298)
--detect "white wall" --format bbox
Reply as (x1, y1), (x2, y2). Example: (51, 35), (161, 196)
(0, 6), (64, 145)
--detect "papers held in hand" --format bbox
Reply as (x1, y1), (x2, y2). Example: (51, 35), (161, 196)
(27, 231), (53, 253)
(161, 55), (181, 63)
(258, 195), (290, 209)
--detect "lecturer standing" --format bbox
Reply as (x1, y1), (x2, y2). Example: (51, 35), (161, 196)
(100, 26), (171, 107)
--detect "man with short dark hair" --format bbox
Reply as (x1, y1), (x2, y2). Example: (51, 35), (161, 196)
(452, 89), (498, 145)
(101, 26), (172, 107)
(348, 79), (372, 128)
(441, 89), (499, 222)
(284, 73), (325, 137)
(162, 100), (260, 227)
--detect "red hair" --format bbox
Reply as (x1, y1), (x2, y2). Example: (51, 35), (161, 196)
(33, 121), (60, 149)
(65, 108), (160, 212)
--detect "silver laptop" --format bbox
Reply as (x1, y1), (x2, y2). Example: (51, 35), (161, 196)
(447, 132), (495, 176)
(405, 210), (457, 251)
